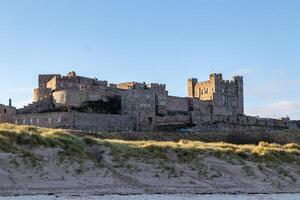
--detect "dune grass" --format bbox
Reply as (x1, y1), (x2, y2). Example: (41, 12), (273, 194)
(0, 123), (86, 155)
(96, 138), (300, 162)
(0, 123), (300, 164)
(89, 129), (300, 145)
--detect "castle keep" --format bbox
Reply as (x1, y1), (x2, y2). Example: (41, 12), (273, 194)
(1, 72), (299, 131)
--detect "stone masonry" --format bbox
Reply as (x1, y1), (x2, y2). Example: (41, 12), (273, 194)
(0, 71), (299, 132)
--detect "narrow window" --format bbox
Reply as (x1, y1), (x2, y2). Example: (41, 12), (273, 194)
(148, 117), (153, 124)
(49, 118), (52, 123)
(37, 119), (40, 124)
(4, 109), (7, 114)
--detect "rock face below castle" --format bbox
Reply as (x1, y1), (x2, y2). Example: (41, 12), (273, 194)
(1, 71), (299, 131)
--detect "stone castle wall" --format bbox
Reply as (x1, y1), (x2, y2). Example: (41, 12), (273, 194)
(15, 112), (133, 131)
(1, 71), (299, 132)
(0, 104), (16, 123)
(52, 89), (118, 108)
(166, 96), (189, 114)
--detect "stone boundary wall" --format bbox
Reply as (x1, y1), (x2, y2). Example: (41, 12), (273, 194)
(191, 114), (300, 132)
(15, 112), (134, 131)
(15, 112), (70, 128)
(13, 111), (300, 132)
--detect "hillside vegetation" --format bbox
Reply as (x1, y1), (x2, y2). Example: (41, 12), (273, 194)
(1, 123), (300, 195)
(76, 129), (300, 145)
(0, 123), (300, 162)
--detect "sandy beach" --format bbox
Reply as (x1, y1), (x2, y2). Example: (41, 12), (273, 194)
(0, 145), (299, 197)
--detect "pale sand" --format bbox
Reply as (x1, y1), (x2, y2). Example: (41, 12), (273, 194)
(0, 146), (299, 196)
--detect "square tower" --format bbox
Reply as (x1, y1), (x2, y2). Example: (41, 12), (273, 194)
(187, 73), (244, 115)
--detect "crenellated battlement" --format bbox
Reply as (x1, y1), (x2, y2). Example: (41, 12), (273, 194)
(188, 73), (244, 115)
(117, 81), (166, 91)
(33, 72), (111, 102)
(233, 75), (243, 81)
(117, 82), (146, 90)
(147, 83), (166, 91)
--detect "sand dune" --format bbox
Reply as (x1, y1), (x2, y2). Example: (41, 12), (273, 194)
(0, 145), (300, 196)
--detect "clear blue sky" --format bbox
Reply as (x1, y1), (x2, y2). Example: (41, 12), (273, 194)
(0, 0), (299, 119)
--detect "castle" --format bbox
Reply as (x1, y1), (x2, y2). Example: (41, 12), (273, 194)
(0, 71), (299, 132)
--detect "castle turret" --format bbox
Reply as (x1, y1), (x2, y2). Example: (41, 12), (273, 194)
(33, 74), (60, 102)
(209, 73), (223, 103)
(234, 76), (244, 115)
(187, 78), (198, 98)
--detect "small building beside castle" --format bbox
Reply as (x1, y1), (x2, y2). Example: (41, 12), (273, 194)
(0, 71), (299, 132)
(0, 101), (16, 124)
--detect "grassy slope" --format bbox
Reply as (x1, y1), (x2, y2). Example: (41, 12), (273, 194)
(80, 129), (300, 144)
(0, 123), (86, 155)
(1, 123), (300, 163)
(1, 123), (300, 194)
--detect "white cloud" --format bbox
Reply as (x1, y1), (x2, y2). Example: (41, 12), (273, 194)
(246, 100), (300, 120)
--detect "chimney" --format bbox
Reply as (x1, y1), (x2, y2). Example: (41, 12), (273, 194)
(9, 99), (12, 107)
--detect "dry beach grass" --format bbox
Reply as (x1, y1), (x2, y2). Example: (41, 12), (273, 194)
(0, 123), (300, 163)
(0, 123), (300, 196)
